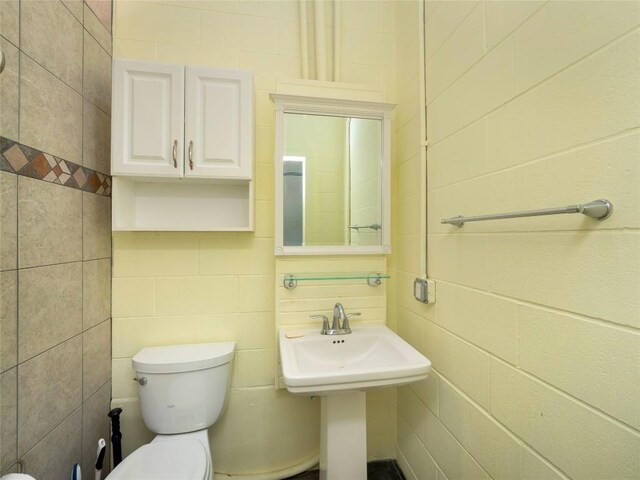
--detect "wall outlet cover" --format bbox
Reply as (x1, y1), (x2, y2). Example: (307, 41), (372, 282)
(414, 278), (436, 304)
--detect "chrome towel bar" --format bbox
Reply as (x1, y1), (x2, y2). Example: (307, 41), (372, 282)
(441, 199), (613, 227)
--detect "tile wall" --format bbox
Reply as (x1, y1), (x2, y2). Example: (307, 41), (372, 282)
(0, 1), (112, 478)
(393, 2), (640, 480)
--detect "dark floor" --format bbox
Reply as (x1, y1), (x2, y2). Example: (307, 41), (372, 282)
(286, 460), (406, 480)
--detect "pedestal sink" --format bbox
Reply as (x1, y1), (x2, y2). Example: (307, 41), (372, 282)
(279, 325), (431, 480)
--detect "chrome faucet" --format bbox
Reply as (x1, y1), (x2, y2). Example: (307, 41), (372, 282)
(332, 303), (346, 331)
(311, 303), (361, 335)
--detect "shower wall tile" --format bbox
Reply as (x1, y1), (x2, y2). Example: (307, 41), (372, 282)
(20, 0), (83, 92)
(83, 30), (112, 113)
(17, 335), (82, 456)
(85, 0), (112, 32)
(18, 262), (83, 362)
(84, 3), (111, 53)
(83, 192), (112, 260)
(61, 0), (84, 23)
(0, 0), (19, 46)
(81, 382), (111, 477)
(6, 0), (112, 474)
(21, 408), (82, 480)
(0, 38), (19, 140)
(82, 319), (112, 401)
(17, 175), (82, 268)
(0, 367), (17, 471)
(82, 100), (111, 173)
(0, 171), (17, 271)
(19, 54), (83, 165)
(83, 258), (112, 330)
(0, 270), (17, 371)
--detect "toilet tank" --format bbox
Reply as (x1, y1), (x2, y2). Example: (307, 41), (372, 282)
(132, 342), (235, 434)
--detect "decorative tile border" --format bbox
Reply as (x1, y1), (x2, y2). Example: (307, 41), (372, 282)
(0, 137), (111, 197)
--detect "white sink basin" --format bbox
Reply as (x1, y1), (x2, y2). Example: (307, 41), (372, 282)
(279, 325), (431, 395)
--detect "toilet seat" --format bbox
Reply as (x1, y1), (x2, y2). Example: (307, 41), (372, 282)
(108, 438), (209, 480)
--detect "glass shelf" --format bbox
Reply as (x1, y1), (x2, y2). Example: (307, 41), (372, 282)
(283, 273), (390, 289)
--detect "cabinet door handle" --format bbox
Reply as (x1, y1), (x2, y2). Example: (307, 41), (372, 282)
(172, 140), (178, 168)
(188, 141), (194, 170)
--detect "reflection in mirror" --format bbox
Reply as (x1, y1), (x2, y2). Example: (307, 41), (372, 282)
(282, 113), (382, 247)
(283, 155), (305, 246)
(272, 91), (393, 256)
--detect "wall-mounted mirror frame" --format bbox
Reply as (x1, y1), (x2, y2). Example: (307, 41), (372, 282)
(271, 93), (395, 256)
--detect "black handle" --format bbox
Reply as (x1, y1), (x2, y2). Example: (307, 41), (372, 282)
(95, 445), (106, 470)
(108, 408), (123, 467)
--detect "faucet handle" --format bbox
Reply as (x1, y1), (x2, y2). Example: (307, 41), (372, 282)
(342, 312), (361, 332)
(310, 315), (330, 334)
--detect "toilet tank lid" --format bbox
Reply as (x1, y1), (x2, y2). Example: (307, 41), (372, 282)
(133, 342), (235, 373)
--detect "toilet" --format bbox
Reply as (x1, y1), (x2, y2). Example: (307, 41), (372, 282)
(107, 342), (235, 480)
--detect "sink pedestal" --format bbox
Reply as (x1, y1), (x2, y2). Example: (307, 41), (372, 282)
(279, 325), (432, 478)
(320, 391), (367, 480)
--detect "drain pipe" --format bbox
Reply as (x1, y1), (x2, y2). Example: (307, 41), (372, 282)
(333, 0), (341, 81)
(299, 0), (309, 79)
(313, 0), (327, 81)
(419, 0), (428, 274)
(413, 0), (435, 304)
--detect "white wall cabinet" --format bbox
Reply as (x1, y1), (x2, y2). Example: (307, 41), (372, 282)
(111, 59), (254, 231)
(112, 61), (185, 176)
(185, 67), (252, 179)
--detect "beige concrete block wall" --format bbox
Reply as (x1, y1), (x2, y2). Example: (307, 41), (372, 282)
(395, 1), (640, 480)
(110, 231), (323, 476)
(111, 1), (397, 477)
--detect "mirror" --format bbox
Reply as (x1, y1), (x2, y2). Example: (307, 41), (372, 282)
(272, 93), (394, 255)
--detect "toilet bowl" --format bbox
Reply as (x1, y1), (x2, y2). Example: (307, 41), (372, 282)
(107, 430), (211, 480)
(107, 342), (235, 480)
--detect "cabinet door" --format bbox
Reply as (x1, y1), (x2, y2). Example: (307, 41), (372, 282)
(184, 67), (253, 179)
(112, 60), (184, 176)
